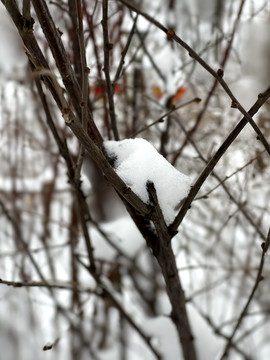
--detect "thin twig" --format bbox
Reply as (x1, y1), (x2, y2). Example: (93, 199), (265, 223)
(0, 199), (46, 282)
(171, 86), (270, 233)
(132, 97), (201, 137)
(113, 13), (138, 87)
(102, 0), (119, 140)
(191, 301), (252, 359)
(31, 0), (102, 144)
(195, 151), (266, 200)
(76, 0), (89, 132)
(74, 0), (90, 180)
(172, 114), (266, 240)
(34, 75), (96, 269)
(0, 278), (94, 292)
(78, 258), (162, 360)
(136, 29), (166, 83)
(117, 0), (270, 156)
(82, 0), (111, 137)
(220, 226), (270, 359)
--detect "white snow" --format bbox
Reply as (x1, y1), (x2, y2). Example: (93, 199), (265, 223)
(144, 316), (183, 360)
(90, 217), (145, 261)
(104, 138), (192, 225)
(0, 5), (27, 81)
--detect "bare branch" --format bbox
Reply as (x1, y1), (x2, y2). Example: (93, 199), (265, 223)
(113, 13), (138, 87)
(117, 0), (270, 156)
(78, 258), (162, 360)
(102, 0), (119, 140)
(31, 0), (102, 143)
(146, 182), (197, 360)
(171, 86), (270, 233)
(220, 226), (270, 358)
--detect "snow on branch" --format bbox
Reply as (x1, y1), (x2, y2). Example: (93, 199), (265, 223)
(104, 138), (192, 225)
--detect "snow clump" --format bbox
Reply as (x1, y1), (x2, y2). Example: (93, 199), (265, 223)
(104, 138), (192, 225)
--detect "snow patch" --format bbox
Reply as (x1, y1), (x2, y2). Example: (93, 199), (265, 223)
(104, 138), (192, 225)
(90, 217), (145, 261)
(144, 316), (182, 360)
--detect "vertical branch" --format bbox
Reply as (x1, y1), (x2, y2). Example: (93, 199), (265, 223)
(68, 0), (82, 85)
(147, 182), (197, 360)
(74, 0), (90, 179)
(82, 0), (111, 137)
(213, 0), (225, 30)
(159, 115), (171, 158)
(131, 65), (142, 134)
(75, 0), (89, 132)
(102, 0), (119, 140)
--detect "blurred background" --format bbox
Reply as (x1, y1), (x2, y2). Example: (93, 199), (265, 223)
(0, 1), (270, 359)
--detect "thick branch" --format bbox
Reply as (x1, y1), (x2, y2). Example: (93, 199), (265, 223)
(2, 0), (150, 218)
(66, 118), (150, 216)
(147, 182), (197, 360)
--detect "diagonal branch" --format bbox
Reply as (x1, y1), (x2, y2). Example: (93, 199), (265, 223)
(176, 0), (246, 158)
(173, 115), (267, 241)
(113, 13), (138, 88)
(78, 258), (162, 359)
(2, 0), (151, 228)
(220, 226), (270, 358)
(171, 86), (270, 233)
(117, 0), (270, 156)
(34, 76), (96, 269)
(31, 0), (102, 144)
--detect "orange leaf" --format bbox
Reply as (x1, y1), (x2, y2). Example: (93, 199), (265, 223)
(152, 85), (164, 99)
(172, 87), (187, 102)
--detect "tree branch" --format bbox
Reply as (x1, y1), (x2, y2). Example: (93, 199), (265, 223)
(117, 0), (270, 156)
(31, 0), (102, 144)
(146, 182), (197, 360)
(102, 0), (119, 140)
(171, 86), (270, 233)
(78, 258), (162, 360)
(220, 226), (270, 358)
